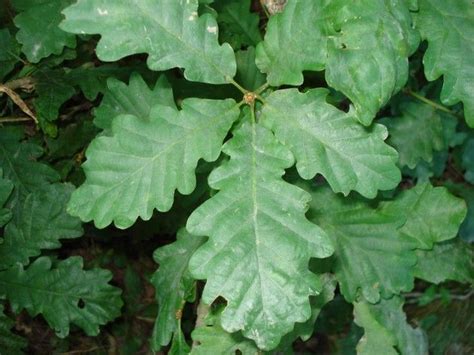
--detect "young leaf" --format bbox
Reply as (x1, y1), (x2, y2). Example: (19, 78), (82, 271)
(307, 186), (416, 303)
(60, 0), (236, 84)
(0, 305), (27, 354)
(261, 89), (401, 198)
(0, 184), (83, 269)
(382, 183), (467, 249)
(0, 256), (123, 338)
(13, 0), (76, 62)
(354, 297), (428, 355)
(68, 98), (240, 229)
(187, 122), (334, 350)
(414, 239), (474, 284)
(0, 170), (13, 228)
(151, 229), (206, 349)
(94, 73), (175, 131)
(381, 100), (446, 168)
(415, 0), (474, 126)
(235, 47), (266, 92)
(0, 128), (60, 201)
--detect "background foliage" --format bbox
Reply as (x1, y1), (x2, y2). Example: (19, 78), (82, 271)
(0, 0), (473, 354)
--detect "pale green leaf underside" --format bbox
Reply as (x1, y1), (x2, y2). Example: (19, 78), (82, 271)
(381, 183), (467, 250)
(187, 122), (334, 350)
(414, 239), (474, 284)
(0, 257), (122, 338)
(382, 100), (446, 169)
(307, 186), (415, 303)
(0, 184), (83, 269)
(261, 89), (400, 198)
(415, 0), (474, 126)
(354, 297), (428, 355)
(256, 0), (418, 125)
(94, 73), (175, 131)
(68, 98), (240, 229)
(151, 229), (205, 348)
(60, 0), (236, 84)
(14, 0), (76, 63)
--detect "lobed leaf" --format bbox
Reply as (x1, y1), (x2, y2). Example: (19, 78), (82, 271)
(0, 256), (123, 338)
(68, 97), (240, 229)
(187, 122), (333, 349)
(261, 89), (401, 198)
(60, 0), (236, 84)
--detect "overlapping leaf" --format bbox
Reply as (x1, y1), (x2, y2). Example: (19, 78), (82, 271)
(261, 89), (400, 198)
(0, 184), (83, 269)
(0, 170), (13, 227)
(307, 185), (415, 303)
(94, 73), (174, 131)
(414, 239), (474, 284)
(187, 122), (334, 350)
(381, 100), (446, 168)
(0, 257), (122, 338)
(13, 0), (76, 62)
(354, 297), (428, 355)
(415, 0), (474, 126)
(0, 29), (20, 81)
(60, 0), (236, 84)
(382, 183), (467, 249)
(235, 47), (266, 91)
(151, 229), (205, 349)
(256, 0), (418, 124)
(68, 97), (240, 229)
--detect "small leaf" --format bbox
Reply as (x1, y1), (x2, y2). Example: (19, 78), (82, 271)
(261, 88), (400, 198)
(382, 183), (467, 249)
(60, 0), (236, 84)
(415, 0), (474, 126)
(0, 184), (83, 269)
(0, 256), (123, 338)
(68, 98), (240, 229)
(354, 297), (428, 355)
(0, 304), (27, 354)
(187, 122), (333, 350)
(151, 229), (206, 349)
(235, 47), (266, 92)
(13, 0), (76, 62)
(93, 73), (175, 132)
(414, 239), (474, 284)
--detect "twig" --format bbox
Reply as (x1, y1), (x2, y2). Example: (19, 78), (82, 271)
(404, 289), (474, 304)
(403, 88), (460, 117)
(0, 117), (32, 123)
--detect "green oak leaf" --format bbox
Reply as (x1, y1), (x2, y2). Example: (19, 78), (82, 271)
(354, 297), (428, 355)
(256, 0), (418, 125)
(13, 0), (76, 63)
(261, 89), (400, 198)
(0, 128), (60, 201)
(169, 326), (191, 355)
(256, 0), (330, 86)
(382, 183), (467, 249)
(0, 305), (27, 354)
(60, 0), (236, 84)
(0, 169), (14, 228)
(381, 100), (446, 169)
(187, 122), (334, 350)
(415, 0), (474, 126)
(0, 256), (123, 338)
(414, 239), (474, 284)
(307, 185), (415, 303)
(213, 0), (262, 49)
(0, 184), (83, 270)
(68, 98), (240, 229)
(151, 229), (205, 349)
(94, 73), (175, 131)
(0, 29), (20, 81)
(446, 183), (474, 243)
